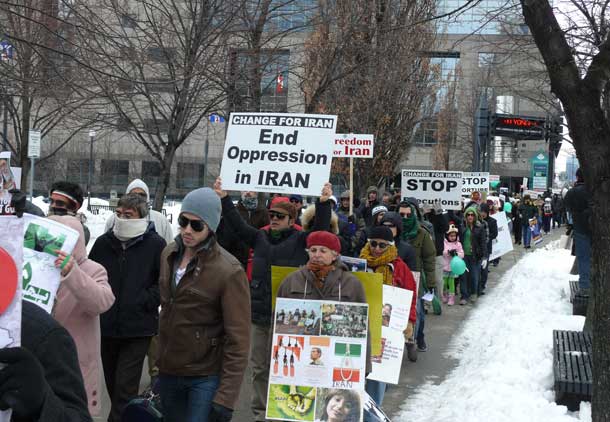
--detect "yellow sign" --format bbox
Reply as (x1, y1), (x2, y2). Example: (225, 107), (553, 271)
(271, 266), (383, 355)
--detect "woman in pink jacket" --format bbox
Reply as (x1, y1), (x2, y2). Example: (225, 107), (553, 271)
(49, 215), (115, 416)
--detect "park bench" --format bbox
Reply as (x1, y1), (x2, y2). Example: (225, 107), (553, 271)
(569, 280), (588, 317)
(89, 204), (173, 223)
(553, 330), (592, 411)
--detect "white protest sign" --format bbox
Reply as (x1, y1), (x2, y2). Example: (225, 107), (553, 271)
(22, 214), (79, 313)
(401, 170), (463, 210)
(0, 216), (23, 422)
(267, 298), (367, 422)
(220, 113), (337, 196)
(10, 168), (21, 190)
(489, 211), (513, 261)
(523, 189), (540, 199)
(490, 174), (500, 183)
(367, 285), (413, 384)
(0, 152), (16, 212)
(334, 134), (374, 158)
(462, 172), (489, 195)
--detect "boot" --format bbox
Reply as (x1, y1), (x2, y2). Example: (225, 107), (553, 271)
(442, 292), (449, 304)
(448, 294), (455, 306)
(406, 341), (418, 362)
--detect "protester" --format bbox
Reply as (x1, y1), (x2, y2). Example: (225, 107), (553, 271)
(370, 205), (388, 227)
(157, 187), (250, 422)
(359, 226), (417, 408)
(478, 203), (497, 295)
(512, 199), (522, 245)
(459, 207), (488, 305)
(518, 194), (537, 249)
(89, 194), (166, 422)
(552, 193), (563, 228)
(424, 202), (449, 298)
(49, 215), (115, 417)
(380, 211), (417, 270)
(398, 198), (436, 355)
(214, 177), (333, 422)
(564, 168), (591, 292)
(217, 191), (270, 268)
(104, 178), (174, 244)
(0, 301), (92, 421)
(381, 192), (392, 209)
(358, 186), (380, 227)
(48, 181), (91, 244)
(290, 194), (305, 224)
(542, 197), (553, 234)
(442, 224), (464, 306)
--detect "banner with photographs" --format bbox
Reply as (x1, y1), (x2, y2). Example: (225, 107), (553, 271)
(267, 298), (368, 422)
(367, 285), (413, 385)
(0, 215), (24, 422)
(22, 214), (79, 313)
(0, 152), (17, 215)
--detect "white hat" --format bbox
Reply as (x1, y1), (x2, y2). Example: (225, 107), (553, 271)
(372, 205), (388, 217)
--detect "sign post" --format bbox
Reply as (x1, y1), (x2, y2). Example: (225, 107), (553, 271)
(531, 152), (548, 192)
(333, 133), (375, 216)
(27, 129), (41, 200)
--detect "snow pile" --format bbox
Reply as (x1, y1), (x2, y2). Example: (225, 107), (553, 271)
(397, 241), (590, 422)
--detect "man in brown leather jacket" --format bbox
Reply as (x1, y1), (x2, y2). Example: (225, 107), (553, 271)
(157, 187), (251, 422)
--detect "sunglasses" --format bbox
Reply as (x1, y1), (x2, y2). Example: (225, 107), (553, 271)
(382, 223), (396, 228)
(289, 199), (301, 203)
(269, 211), (288, 220)
(370, 241), (390, 249)
(178, 215), (207, 232)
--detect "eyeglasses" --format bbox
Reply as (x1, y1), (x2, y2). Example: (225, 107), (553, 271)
(289, 199), (301, 204)
(50, 198), (69, 208)
(382, 223), (395, 228)
(370, 241), (390, 249)
(269, 211), (288, 220)
(178, 215), (207, 232)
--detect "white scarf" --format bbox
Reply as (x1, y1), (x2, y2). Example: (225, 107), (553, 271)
(113, 217), (148, 241)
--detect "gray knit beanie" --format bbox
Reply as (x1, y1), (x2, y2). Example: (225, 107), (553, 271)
(180, 188), (221, 232)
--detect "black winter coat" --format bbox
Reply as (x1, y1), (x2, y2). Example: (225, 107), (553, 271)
(21, 301), (91, 422)
(221, 196), (331, 325)
(460, 221), (488, 262)
(89, 224), (166, 337)
(483, 216), (498, 255)
(428, 213), (449, 256)
(397, 239), (417, 271)
(564, 182), (591, 236)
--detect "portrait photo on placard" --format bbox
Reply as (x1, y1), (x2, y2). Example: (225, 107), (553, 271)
(314, 388), (362, 422)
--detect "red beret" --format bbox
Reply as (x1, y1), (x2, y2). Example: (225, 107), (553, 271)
(306, 231), (341, 254)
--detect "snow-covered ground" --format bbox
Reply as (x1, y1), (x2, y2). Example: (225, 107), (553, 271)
(397, 240), (590, 422)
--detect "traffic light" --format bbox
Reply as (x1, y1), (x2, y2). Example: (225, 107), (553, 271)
(549, 116), (563, 158)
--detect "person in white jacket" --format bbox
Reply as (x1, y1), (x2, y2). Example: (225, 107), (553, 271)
(105, 179), (174, 244)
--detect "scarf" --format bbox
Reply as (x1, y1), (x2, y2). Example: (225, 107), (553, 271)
(241, 197), (258, 210)
(306, 262), (335, 290)
(113, 217), (148, 241)
(360, 244), (398, 285)
(401, 211), (419, 240)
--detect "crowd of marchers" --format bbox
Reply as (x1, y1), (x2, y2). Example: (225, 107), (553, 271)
(0, 169), (589, 422)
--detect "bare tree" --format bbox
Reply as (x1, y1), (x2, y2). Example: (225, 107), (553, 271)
(70, 0), (237, 209)
(518, 1), (610, 420)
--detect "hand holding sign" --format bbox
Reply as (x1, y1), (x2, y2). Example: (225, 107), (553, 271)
(53, 250), (74, 277)
(214, 177), (228, 199)
(0, 247), (18, 315)
(319, 182), (333, 203)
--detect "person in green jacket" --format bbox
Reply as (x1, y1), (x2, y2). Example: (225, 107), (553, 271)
(399, 199), (436, 357)
(518, 194), (538, 248)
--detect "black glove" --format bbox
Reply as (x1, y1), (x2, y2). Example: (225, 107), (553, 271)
(448, 249), (457, 257)
(8, 189), (26, 218)
(566, 225), (573, 236)
(0, 347), (49, 419)
(208, 402), (233, 422)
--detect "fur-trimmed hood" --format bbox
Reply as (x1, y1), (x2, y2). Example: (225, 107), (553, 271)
(301, 203), (340, 234)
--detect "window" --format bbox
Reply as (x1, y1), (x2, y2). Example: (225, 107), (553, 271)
(142, 161), (161, 190)
(436, 0), (512, 35)
(267, 0), (316, 31)
(101, 159), (129, 186)
(413, 119), (438, 146)
(67, 159), (91, 186)
(147, 47), (177, 63)
(230, 49), (290, 112)
(117, 116), (131, 132)
(145, 78), (175, 93)
(492, 139), (517, 164)
(143, 118), (170, 133)
(177, 163), (204, 189)
(121, 13), (137, 29)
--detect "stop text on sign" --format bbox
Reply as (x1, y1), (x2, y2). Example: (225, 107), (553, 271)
(401, 170), (463, 210)
(333, 133), (375, 158)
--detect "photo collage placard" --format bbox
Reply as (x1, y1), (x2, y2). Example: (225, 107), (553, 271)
(266, 298), (368, 422)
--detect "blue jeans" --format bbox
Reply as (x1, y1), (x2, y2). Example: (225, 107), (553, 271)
(522, 223), (531, 247)
(365, 379), (387, 408)
(159, 374), (220, 422)
(415, 297), (425, 346)
(461, 255), (481, 299)
(574, 231), (591, 291)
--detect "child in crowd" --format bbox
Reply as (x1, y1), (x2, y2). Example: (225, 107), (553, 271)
(442, 224), (464, 306)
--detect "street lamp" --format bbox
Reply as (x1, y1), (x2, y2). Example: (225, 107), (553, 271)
(87, 129), (96, 211)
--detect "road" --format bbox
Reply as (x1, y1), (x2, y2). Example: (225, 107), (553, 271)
(95, 229), (563, 421)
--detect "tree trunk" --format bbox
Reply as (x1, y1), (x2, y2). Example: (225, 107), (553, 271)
(152, 145), (177, 211)
(19, 95), (31, 190)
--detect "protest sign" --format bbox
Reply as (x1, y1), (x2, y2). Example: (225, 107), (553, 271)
(272, 266), (383, 355)
(340, 256), (367, 272)
(489, 212), (514, 260)
(367, 285), (413, 384)
(401, 170), (463, 210)
(523, 189), (540, 199)
(333, 134), (374, 158)
(0, 152), (16, 215)
(220, 113), (337, 196)
(462, 172), (489, 195)
(22, 214), (79, 313)
(267, 297), (367, 421)
(0, 216), (23, 422)
(529, 217), (543, 245)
